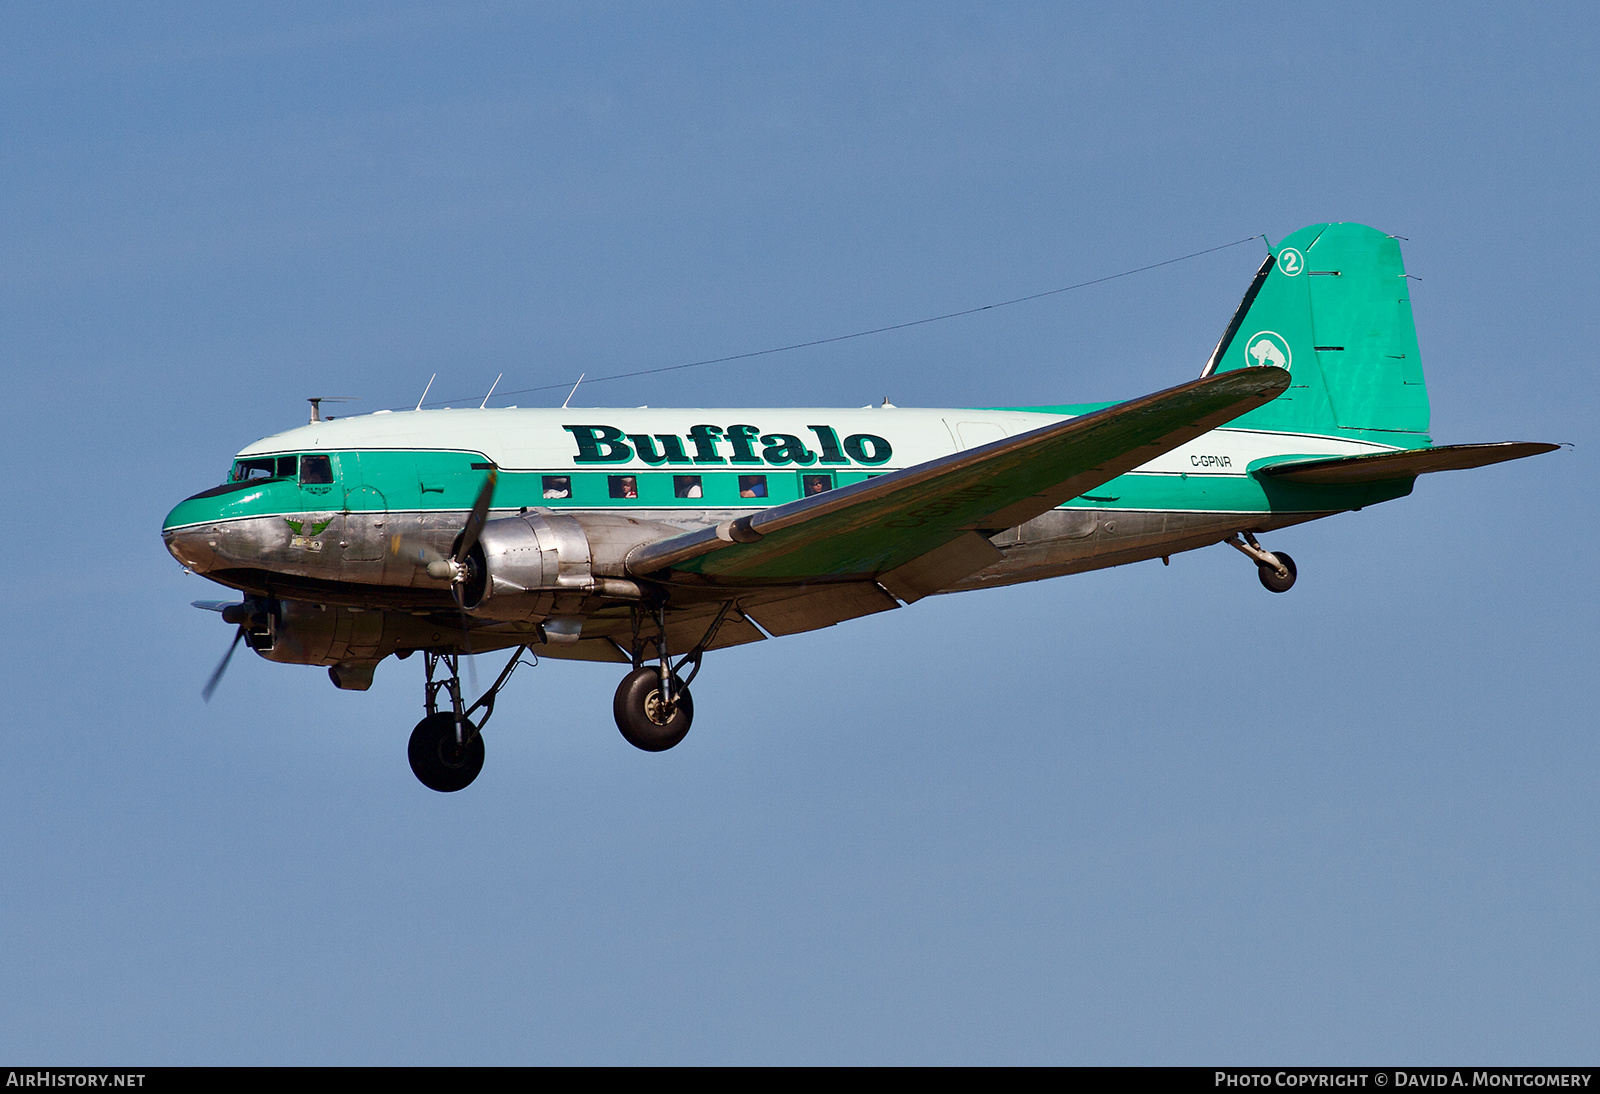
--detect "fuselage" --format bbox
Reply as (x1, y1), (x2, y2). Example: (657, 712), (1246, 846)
(163, 400), (1413, 610)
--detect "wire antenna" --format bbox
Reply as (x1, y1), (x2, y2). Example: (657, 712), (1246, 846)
(409, 235), (1262, 410)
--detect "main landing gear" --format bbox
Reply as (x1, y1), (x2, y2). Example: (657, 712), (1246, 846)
(404, 597), (734, 785)
(614, 666), (695, 752)
(1226, 531), (1298, 593)
(408, 645), (532, 792)
(611, 600), (734, 752)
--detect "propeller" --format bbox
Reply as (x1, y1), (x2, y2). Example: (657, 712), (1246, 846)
(196, 600), (260, 702)
(389, 469), (498, 588)
(389, 469), (498, 685)
(454, 468), (498, 582)
(202, 626), (245, 703)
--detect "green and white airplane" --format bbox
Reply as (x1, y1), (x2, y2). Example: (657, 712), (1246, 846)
(164, 222), (1555, 791)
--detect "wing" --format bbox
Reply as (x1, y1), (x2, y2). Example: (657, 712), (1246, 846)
(626, 367), (1292, 602)
(1257, 441), (1559, 485)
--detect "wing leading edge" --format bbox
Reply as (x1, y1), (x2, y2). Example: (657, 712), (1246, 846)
(625, 366), (1292, 595)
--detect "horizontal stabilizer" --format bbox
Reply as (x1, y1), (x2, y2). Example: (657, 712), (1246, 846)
(1258, 442), (1559, 485)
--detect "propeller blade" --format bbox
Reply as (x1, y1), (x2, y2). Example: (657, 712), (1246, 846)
(191, 600), (239, 613)
(454, 469), (498, 565)
(461, 629), (480, 692)
(202, 627), (245, 703)
(453, 600), (480, 693)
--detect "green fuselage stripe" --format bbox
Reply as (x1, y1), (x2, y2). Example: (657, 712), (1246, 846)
(163, 447), (1402, 532)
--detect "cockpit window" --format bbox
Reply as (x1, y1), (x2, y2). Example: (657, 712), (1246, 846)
(299, 455), (334, 484)
(231, 454), (309, 482)
(232, 458), (279, 482)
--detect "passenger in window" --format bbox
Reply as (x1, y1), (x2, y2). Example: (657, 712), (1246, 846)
(803, 474), (831, 496)
(609, 475), (638, 499)
(299, 455), (334, 484)
(674, 475), (703, 499)
(739, 475), (767, 499)
(543, 475), (572, 499)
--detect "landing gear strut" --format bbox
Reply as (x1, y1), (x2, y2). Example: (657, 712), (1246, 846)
(612, 600), (733, 752)
(1226, 532), (1297, 593)
(408, 645), (532, 792)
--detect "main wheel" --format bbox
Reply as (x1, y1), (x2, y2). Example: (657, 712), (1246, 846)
(613, 666), (694, 752)
(408, 712), (485, 792)
(1257, 550), (1298, 593)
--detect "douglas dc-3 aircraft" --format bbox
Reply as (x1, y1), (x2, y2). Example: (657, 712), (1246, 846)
(164, 223), (1555, 791)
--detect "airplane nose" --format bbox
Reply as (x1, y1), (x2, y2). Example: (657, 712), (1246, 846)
(163, 524), (223, 573)
(163, 484), (258, 574)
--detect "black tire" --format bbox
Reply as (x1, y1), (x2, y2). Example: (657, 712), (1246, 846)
(613, 666), (694, 752)
(408, 712), (485, 792)
(1258, 550), (1297, 593)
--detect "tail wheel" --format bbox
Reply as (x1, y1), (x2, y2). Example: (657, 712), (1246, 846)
(1258, 550), (1297, 593)
(408, 712), (485, 792)
(613, 666), (694, 752)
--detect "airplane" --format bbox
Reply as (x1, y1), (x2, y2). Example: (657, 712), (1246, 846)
(163, 222), (1557, 792)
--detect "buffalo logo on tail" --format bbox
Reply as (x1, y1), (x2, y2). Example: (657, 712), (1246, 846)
(1245, 331), (1292, 372)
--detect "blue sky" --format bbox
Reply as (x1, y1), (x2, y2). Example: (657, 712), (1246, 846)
(2, 2), (1595, 1063)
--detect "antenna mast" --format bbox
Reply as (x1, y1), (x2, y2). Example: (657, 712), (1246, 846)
(307, 396), (358, 423)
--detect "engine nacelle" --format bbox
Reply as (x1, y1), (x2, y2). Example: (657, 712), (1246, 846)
(460, 511), (683, 622)
(251, 598), (460, 671)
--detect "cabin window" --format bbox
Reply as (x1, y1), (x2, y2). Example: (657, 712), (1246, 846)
(802, 473), (832, 497)
(674, 475), (703, 499)
(738, 475), (768, 499)
(542, 475), (572, 499)
(275, 455), (298, 478)
(299, 455), (334, 485)
(609, 475), (638, 499)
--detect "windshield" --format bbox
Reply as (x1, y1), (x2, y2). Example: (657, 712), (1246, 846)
(229, 454), (324, 482)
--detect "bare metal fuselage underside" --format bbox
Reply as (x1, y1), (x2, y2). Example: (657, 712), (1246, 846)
(166, 502), (1327, 669)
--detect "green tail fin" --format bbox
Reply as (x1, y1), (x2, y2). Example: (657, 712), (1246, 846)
(1204, 223), (1430, 440)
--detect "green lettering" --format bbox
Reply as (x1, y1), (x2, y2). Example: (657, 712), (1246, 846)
(761, 434), (816, 466)
(627, 434), (671, 466)
(844, 433), (892, 465)
(725, 424), (763, 464)
(688, 425), (727, 465)
(654, 434), (693, 464)
(807, 425), (849, 464)
(564, 424), (633, 464)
